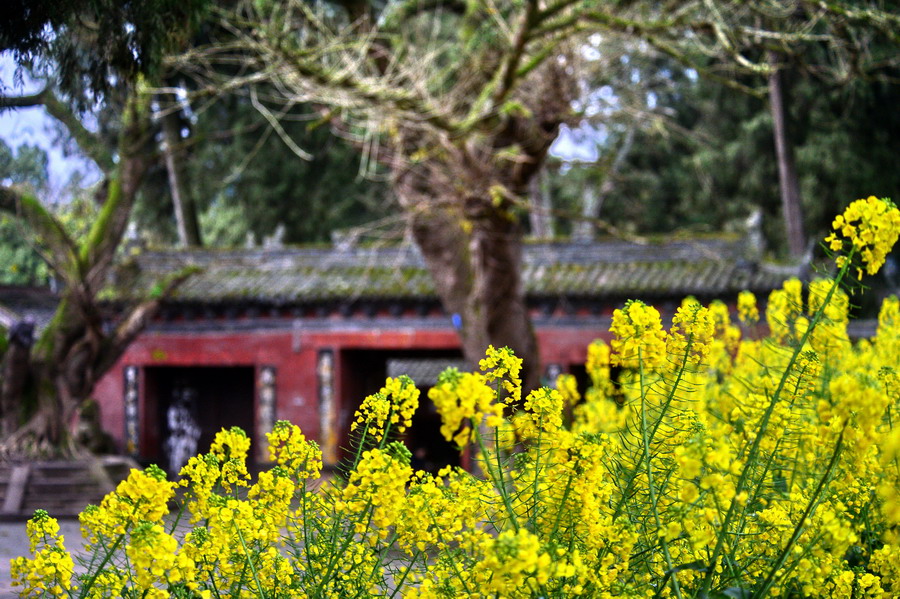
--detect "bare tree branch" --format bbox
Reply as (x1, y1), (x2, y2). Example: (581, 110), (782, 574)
(249, 87), (313, 160)
(95, 266), (199, 376)
(0, 89), (115, 171)
(0, 185), (81, 281)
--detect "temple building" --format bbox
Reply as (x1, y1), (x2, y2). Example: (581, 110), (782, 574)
(88, 236), (786, 473)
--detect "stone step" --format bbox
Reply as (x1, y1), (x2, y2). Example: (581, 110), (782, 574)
(0, 456), (139, 520)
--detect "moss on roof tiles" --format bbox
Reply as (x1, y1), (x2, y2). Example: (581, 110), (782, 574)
(106, 239), (791, 305)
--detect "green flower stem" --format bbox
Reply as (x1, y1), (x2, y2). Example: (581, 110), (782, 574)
(733, 434), (784, 545)
(388, 549), (422, 599)
(699, 257), (851, 596)
(638, 349), (683, 599)
(426, 504), (475, 597)
(475, 424), (520, 532)
(317, 416), (400, 592)
(76, 532), (126, 599)
(298, 479), (316, 580)
(750, 427), (845, 599)
(612, 334), (693, 523)
(350, 421), (371, 471)
(378, 406), (395, 452)
(531, 412), (545, 530)
(549, 469), (576, 539)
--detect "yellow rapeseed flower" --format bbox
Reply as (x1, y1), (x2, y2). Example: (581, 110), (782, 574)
(667, 302), (715, 365)
(429, 369), (500, 447)
(11, 510), (74, 597)
(523, 386), (564, 432)
(737, 290), (759, 325)
(351, 375), (420, 442)
(210, 427), (251, 491)
(585, 338), (611, 388)
(825, 196), (900, 278)
(267, 420), (323, 479)
(479, 344), (523, 404)
(610, 299), (667, 369)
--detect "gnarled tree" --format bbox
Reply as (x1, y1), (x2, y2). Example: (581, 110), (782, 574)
(0, 0), (207, 456)
(173, 0), (900, 391)
(0, 87), (197, 457)
(176, 0), (586, 390)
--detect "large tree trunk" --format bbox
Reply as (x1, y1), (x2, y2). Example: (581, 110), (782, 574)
(388, 61), (570, 395)
(1, 275), (191, 458)
(0, 320), (35, 438)
(396, 156), (541, 394)
(768, 51), (805, 259)
(0, 87), (194, 458)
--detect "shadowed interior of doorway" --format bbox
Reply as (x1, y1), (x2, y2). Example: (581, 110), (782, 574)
(144, 366), (255, 476)
(339, 349), (465, 474)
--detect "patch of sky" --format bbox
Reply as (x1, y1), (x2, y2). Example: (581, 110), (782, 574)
(0, 53), (102, 200)
(550, 121), (609, 166)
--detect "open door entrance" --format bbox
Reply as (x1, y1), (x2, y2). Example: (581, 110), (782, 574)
(339, 350), (465, 474)
(144, 366), (255, 476)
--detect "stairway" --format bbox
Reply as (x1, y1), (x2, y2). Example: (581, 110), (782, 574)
(0, 456), (139, 520)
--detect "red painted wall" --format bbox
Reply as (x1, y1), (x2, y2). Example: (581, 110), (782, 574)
(92, 321), (612, 464)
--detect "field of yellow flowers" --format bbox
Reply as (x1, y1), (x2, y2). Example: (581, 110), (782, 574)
(11, 197), (900, 598)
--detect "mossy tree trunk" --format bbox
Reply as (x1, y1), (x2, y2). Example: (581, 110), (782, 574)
(393, 94), (568, 393)
(403, 184), (540, 392)
(0, 86), (193, 458)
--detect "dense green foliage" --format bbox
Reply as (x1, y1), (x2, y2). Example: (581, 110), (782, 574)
(1, 0), (208, 105)
(617, 76), (899, 247)
(548, 60), (900, 257)
(0, 140), (50, 284)
(133, 95), (393, 247)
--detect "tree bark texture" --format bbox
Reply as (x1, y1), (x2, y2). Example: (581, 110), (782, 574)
(394, 135), (558, 392)
(401, 181), (541, 394)
(0, 321), (34, 438)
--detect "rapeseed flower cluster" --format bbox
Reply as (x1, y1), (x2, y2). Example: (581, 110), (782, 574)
(10, 510), (74, 597)
(666, 300), (715, 365)
(428, 366), (504, 447)
(610, 299), (667, 369)
(825, 195), (900, 278)
(522, 386), (564, 432)
(266, 419), (322, 479)
(350, 375), (419, 442)
(585, 338), (611, 386)
(478, 344), (523, 403)
(737, 289), (760, 324)
(12, 198), (900, 598)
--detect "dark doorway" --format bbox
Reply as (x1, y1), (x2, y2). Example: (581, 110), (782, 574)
(404, 386), (464, 474)
(144, 366), (255, 476)
(339, 350), (465, 473)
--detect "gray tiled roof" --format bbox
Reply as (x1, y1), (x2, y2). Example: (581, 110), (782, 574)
(0, 285), (60, 331)
(107, 237), (791, 305)
(387, 359), (469, 386)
